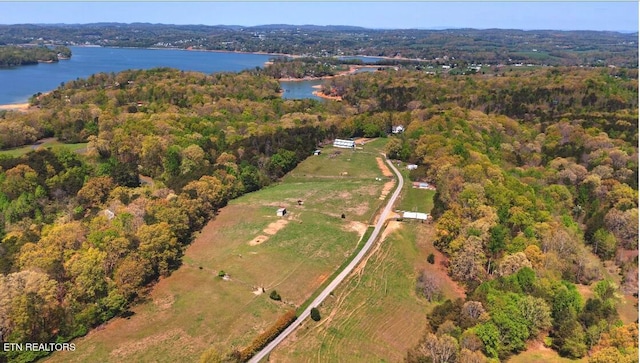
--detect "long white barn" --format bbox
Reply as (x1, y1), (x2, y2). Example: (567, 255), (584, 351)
(402, 211), (429, 221)
(333, 138), (356, 149)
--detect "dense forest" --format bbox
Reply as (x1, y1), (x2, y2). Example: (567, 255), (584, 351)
(0, 23), (636, 67)
(0, 46), (71, 67)
(0, 62), (637, 362)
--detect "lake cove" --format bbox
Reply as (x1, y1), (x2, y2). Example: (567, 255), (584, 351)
(0, 46), (272, 104)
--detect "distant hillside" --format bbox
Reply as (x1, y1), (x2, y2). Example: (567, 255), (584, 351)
(0, 23), (636, 67)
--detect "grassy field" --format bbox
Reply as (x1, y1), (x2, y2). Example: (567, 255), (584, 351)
(0, 138), (87, 157)
(269, 219), (465, 362)
(508, 344), (588, 363)
(267, 167), (463, 362)
(46, 139), (392, 363)
(396, 168), (435, 214)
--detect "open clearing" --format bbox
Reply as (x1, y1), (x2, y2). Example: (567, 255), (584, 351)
(47, 139), (390, 363)
(0, 137), (88, 157)
(268, 171), (462, 362)
(270, 220), (463, 362)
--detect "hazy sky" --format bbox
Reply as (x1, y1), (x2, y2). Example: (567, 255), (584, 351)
(1, 1), (638, 32)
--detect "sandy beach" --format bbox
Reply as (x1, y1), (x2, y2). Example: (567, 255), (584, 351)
(0, 103), (30, 111)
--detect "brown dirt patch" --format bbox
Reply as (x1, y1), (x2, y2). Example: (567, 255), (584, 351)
(248, 235), (270, 246)
(415, 224), (466, 300)
(354, 137), (375, 145)
(342, 221), (369, 237)
(314, 273), (329, 286)
(376, 157), (393, 177)
(153, 294), (175, 311)
(248, 219), (289, 246)
(379, 180), (395, 200)
(381, 220), (403, 241)
(264, 219), (289, 235)
(345, 203), (370, 217)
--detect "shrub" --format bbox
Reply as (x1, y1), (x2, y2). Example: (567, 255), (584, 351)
(269, 290), (281, 301)
(218, 270), (226, 278)
(427, 253), (435, 264)
(310, 307), (321, 321)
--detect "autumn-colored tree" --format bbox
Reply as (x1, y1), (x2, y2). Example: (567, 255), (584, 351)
(77, 176), (114, 208)
(136, 222), (180, 277)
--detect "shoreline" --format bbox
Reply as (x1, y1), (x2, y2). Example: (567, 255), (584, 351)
(311, 91), (342, 101)
(0, 103), (31, 111)
(278, 65), (384, 83)
(1, 47), (389, 107)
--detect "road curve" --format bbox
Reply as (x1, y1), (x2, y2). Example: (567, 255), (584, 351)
(249, 155), (404, 363)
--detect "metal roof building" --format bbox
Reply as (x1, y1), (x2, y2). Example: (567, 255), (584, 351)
(402, 211), (429, 221)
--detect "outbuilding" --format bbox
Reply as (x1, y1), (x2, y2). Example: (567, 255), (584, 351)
(333, 139), (356, 149)
(402, 211), (429, 222)
(276, 208), (287, 217)
(392, 125), (405, 134)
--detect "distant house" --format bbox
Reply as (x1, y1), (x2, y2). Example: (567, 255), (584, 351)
(407, 164), (418, 170)
(333, 139), (356, 149)
(276, 208), (287, 217)
(313, 150), (322, 155)
(392, 125), (405, 134)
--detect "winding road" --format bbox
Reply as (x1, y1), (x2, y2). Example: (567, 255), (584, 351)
(249, 155), (404, 362)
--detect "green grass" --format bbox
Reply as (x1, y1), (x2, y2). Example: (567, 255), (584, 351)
(46, 139), (391, 363)
(393, 167), (435, 214)
(296, 226), (374, 315)
(0, 139), (87, 158)
(270, 223), (431, 362)
(507, 348), (587, 363)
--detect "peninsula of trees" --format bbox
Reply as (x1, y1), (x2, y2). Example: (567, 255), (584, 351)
(0, 46), (71, 67)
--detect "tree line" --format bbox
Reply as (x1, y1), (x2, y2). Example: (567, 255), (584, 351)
(0, 24), (637, 67)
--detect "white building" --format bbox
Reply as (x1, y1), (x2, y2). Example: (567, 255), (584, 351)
(333, 139), (356, 149)
(402, 211), (429, 221)
(392, 125), (405, 134)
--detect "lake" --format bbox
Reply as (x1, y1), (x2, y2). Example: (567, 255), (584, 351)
(0, 46), (275, 104)
(280, 79), (323, 101)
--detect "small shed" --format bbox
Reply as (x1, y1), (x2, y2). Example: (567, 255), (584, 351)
(276, 208), (287, 217)
(313, 150), (321, 155)
(407, 164), (418, 170)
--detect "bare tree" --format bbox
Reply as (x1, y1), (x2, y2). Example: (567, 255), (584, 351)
(417, 270), (442, 302)
(419, 333), (459, 363)
(462, 301), (486, 321)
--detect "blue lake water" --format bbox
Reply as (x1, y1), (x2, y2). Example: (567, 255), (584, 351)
(0, 46), (274, 104)
(280, 79), (323, 101)
(0, 47), (385, 104)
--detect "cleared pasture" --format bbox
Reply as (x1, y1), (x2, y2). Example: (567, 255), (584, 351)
(46, 140), (389, 363)
(269, 220), (463, 362)
(0, 138), (87, 157)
